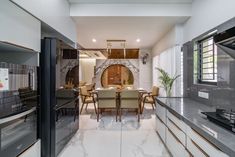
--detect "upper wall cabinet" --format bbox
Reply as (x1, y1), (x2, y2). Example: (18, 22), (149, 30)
(0, 1), (41, 52)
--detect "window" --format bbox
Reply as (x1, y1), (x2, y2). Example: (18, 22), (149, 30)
(194, 36), (217, 85)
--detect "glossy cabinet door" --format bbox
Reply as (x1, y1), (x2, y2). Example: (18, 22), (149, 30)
(186, 137), (208, 157)
(166, 128), (190, 157)
(156, 103), (167, 123)
(156, 116), (166, 143)
(0, 0), (41, 52)
(167, 110), (187, 133)
(187, 126), (229, 157)
(166, 117), (186, 146)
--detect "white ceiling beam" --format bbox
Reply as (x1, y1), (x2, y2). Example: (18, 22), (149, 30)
(70, 4), (192, 17)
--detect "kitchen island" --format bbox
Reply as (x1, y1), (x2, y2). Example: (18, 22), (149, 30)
(156, 97), (235, 157)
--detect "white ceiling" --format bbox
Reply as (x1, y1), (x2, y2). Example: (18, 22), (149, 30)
(69, 0), (192, 4)
(73, 16), (189, 49)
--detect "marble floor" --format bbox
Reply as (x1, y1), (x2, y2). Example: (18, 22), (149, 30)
(58, 104), (170, 157)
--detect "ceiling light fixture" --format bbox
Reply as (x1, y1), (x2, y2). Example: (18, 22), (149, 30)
(136, 38), (140, 42)
(92, 38), (97, 42)
(106, 40), (127, 58)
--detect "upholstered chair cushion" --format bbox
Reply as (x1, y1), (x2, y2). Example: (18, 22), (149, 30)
(120, 90), (139, 109)
(97, 89), (116, 108)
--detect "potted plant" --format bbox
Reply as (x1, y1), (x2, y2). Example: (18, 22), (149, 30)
(157, 68), (180, 97)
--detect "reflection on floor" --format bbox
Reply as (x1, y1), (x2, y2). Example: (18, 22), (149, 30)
(58, 104), (170, 157)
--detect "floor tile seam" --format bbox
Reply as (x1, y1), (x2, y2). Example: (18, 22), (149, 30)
(120, 121), (123, 157)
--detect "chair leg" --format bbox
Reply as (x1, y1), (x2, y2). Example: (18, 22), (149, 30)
(119, 109), (122, 122)
(138, 108), (140, 122)
(80, 102), (85, 114)
(94, 102), (97, 114)
(85, 103), (88, 111)
(142, 102), (145, 114)
(142, 96), (147, 114)
(97, 108), (99, 122)
(151, 103), (155, 110)
(116, 108), (118, 122)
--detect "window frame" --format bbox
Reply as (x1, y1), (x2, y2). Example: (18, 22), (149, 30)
(196, 35), (217, 86)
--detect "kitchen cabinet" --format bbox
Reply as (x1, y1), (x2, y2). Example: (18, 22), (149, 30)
(166, 128), (190, 157)
(0, 1), (41, 52)
(156, 116), (166, 143)
(155, 101), (229, 157)
(167, 110), (187, 133)
(187, 126), (229, 157)
(166, 117), (186, 146)
(186, 136), (208, 157)
(156, 103), (167, 123)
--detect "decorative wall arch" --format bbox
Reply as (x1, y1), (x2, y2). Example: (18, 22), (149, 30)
(60, 60), (79, 86)
(100, 64), (134, 87)
(95, 59), (139, 88)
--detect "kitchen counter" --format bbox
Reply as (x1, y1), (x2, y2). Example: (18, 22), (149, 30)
(156, 97), (235, 157)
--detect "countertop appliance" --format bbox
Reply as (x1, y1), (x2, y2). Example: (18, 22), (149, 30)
(202, 109), (235, 133)
(0, 62), (39, 157)
(214, 26), (235, 58)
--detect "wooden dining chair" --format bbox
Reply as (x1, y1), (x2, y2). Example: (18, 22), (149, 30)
(86, 83), (96, 92)
(120, 90), (140, 122)
(142, 86), (159, 113)
(79, 86), (97, 114)
(97, 89), (117, 122)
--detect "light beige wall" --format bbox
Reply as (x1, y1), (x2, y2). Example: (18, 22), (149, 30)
(79, 59), (96, 84)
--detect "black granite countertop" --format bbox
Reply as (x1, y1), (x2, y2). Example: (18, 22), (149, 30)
(156, 97), (235, 157)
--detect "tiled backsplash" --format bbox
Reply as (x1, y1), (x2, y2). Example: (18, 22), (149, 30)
(183, 17), (235, 110)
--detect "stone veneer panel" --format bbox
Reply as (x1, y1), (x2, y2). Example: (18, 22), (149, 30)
(95, 59), (139, 89)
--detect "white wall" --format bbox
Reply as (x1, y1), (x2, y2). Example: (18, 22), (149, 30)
(70, 3), (192, 17)
(79, 59), (96, 84)
(12, 0), (77, 43)
(183, 0), (235, 42)
(139, 49), (152, 92)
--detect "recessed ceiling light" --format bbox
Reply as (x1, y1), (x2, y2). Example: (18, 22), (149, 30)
(136, 38), (140, 42)
(92, 38), (96, 42)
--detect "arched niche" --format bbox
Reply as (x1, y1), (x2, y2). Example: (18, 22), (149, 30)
(101, 64), (134, 88)
(65, 65), (79, 86)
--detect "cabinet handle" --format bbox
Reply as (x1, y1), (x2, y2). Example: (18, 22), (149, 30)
(0, 107), (36, 124)
(191, 139), (209, 157)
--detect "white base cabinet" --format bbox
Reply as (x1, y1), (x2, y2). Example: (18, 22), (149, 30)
(156, 116), (166, 143)
(187, 126), (229, 157)
(166, 129), (190, 157)
(186, 136), (208, 157)
(156, 103), (167, 123)
(166, 117), (186, 146)
(155, 102), (229, 157)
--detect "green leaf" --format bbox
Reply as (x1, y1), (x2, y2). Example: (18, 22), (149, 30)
(156, 68), (180, 96)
